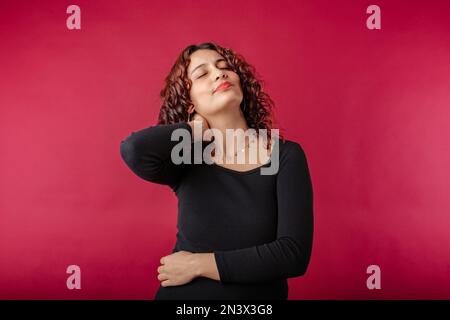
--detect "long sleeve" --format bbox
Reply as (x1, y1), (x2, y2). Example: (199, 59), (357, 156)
(213, 142), (314, 284)
(119, 122), (193, 191)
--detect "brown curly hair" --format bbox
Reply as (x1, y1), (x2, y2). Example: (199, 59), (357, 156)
(157, 42), (284, 148)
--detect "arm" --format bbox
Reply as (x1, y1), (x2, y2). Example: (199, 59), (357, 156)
(207, 142), (314, 284)
(193, 253), (221, 281)
(119, 122), (194, 190)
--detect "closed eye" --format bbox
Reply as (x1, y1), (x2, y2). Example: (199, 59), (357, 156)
(197, 67), (231, 79)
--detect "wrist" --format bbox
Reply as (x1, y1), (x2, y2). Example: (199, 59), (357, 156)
(191, 253), (220, 281)
(191, 253), (205, 277)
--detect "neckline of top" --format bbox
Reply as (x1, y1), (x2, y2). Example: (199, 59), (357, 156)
(210, 159), (273, 175)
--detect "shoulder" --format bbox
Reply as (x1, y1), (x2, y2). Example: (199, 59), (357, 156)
(278, 139), (307, 159)
(274, 138), (310, 173)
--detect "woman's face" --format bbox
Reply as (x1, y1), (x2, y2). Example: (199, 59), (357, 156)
(187, 49), (243, 117)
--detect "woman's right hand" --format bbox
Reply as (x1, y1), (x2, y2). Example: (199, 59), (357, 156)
(188, 113), (211, 142)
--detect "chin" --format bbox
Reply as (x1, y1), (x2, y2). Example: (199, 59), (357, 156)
(215, 93), (242, 106)
(212, 99), (242, 112)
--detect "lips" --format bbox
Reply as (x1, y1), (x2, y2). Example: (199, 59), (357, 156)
(214, 81), (232, 93)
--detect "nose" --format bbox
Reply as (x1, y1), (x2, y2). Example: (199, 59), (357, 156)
(215, 69), (227, 81)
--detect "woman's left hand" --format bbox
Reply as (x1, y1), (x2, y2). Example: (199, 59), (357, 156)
(157, 250), (199, 287)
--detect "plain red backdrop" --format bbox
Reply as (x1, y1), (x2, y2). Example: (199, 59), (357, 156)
(1, 0), (450, 299)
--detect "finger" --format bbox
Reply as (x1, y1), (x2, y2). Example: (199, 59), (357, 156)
(161, 280), (171, 287)
(157, 273), (168, 281)
(160, 257), (166, 264)
(157, 265), (165, 273)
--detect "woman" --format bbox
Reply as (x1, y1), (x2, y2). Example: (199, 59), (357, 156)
(120, 42), (314, 300)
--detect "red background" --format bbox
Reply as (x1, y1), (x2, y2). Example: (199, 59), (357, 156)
(1, 0), (450, 299)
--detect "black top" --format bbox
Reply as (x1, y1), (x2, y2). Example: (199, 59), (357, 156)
(119, 122), (314, 300)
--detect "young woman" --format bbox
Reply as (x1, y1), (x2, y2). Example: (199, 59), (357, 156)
(120, 42), (314, 300)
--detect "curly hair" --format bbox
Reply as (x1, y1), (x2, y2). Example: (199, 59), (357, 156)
(157, 42), (284, 147)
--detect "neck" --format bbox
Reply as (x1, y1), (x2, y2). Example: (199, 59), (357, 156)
(206, 105), (249, 157)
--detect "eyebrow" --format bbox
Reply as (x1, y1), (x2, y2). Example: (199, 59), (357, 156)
(190, 58), (227, 76)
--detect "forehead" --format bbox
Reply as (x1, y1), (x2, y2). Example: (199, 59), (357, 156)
(188, 49), (224, 70)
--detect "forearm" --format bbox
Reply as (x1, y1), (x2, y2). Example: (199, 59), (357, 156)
(213, 236), (312, 284)
(192, 253), (221, 281)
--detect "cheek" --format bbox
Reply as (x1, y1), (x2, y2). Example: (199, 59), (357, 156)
(230, 73), (242, 88)
(190, 84), (211, 104)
